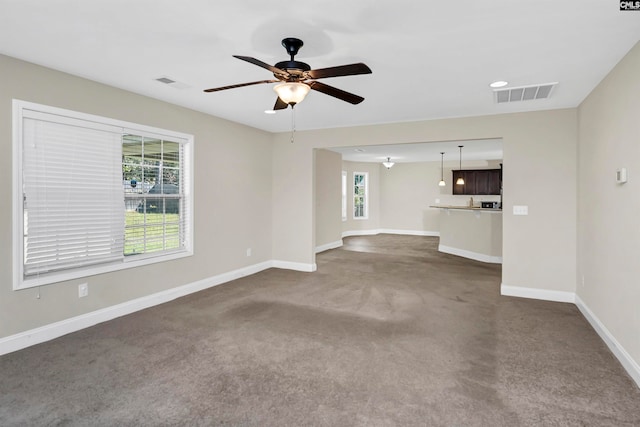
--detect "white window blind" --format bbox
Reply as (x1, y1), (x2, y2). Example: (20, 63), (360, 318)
(14, 100), (194, 290)
(22, 110), (124, 276)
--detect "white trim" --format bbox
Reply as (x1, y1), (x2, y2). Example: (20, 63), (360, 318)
(315, 240), (343, 253)
(438, 244), (503, 264)
(500, 283), (575, 303)
(379, 229), (439, 237)
(341, 170), (347, 222)
(271, 260), (317, 272)
(0, 261), (273, 356)
(12, 100), (23, 290)
(12, 99), (195, 290)
(342, 229), (381, 237)
(342, 229), (440, 238)
(575, 295), (640, 388)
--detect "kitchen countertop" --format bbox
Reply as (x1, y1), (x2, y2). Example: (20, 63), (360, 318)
(429, 205), (502, 212)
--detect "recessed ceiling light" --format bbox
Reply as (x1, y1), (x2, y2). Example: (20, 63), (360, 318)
(264, 110), (276, 114)
(490, 81), (509, 88)
(354, 148), (366, 152)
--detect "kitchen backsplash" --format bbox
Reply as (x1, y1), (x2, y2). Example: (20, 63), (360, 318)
(435, 194), (501, 207)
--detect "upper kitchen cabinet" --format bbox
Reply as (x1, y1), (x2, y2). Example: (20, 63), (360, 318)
(452, 169), (501, 195)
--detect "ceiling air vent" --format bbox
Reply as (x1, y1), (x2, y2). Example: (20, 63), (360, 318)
(156, 77), (175, 84)
(154, 76), (190, 89)
(494, 83), (557, 103)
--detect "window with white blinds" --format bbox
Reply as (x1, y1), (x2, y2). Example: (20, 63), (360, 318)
(13, 100), (193, 290)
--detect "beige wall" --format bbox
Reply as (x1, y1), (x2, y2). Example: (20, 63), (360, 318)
(577, 42), (640, 368)
(438, 210), (503, 260)
(314, 149), (342, 248)
(0, 55), (273, 338)
(379, 162), (440, 233)
(273, 109), (578, 293)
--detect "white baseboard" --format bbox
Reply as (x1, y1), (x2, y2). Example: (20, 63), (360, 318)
(342, 229), (381, 237)
(500, 283), (576, 303)
(315, 240), (343, 253)
(342, 229), (439, 238)
(439, 244), (502, 264)
(379, 229), (439, 237)
(575, 295), (640, 388)
(0, 260), (279, 356)
(271, 260), (317, 272)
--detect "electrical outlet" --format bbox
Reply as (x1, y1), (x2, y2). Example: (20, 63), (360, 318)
(78, 283), (88, 298)
(246, 248), (252, 257)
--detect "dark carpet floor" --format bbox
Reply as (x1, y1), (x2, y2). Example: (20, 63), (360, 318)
(1, 235), (639, 426)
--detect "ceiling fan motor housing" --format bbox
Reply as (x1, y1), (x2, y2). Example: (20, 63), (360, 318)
(282, 38), (304, 58)
(274, 60), (311, 79)
(277, 38), (310, 79)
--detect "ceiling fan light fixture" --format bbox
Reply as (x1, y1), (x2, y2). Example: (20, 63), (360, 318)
(382, 157), (395, 169)
(273, 82), (310, 105)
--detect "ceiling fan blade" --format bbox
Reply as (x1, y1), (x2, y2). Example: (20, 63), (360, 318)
(308, 81), (365, 105)
(203, 79), (279, 93)
(233, 55), (290, 79)
(307, 63), (372, 80)
(273, 97), (288, 110)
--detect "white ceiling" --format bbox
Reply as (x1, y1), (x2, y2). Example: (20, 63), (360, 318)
(0, 1), (639, 134)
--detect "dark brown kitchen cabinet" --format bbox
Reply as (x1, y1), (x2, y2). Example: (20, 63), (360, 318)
(452, 169), (501, 195)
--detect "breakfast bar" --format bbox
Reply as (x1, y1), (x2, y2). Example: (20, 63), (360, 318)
(430, 206), (503, 263)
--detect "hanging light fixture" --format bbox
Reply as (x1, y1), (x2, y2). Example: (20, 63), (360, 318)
(456, 145), (465, 185)
(273, 82), (310, 106)
(439, 152), (446, 186)
(382, 157), (395, 169)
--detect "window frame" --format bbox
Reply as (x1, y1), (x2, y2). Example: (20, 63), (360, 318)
(12, 100), (194, 290)
(341, 170), (347, 221)
(353, 171), (369, 220)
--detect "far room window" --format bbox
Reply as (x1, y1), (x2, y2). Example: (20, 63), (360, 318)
(341, 171), (347, 221)
(12, 100), (193, 290)
(353, 172), (368, 219)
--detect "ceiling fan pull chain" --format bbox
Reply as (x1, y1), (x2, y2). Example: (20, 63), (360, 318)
(290, 105), (296, 143)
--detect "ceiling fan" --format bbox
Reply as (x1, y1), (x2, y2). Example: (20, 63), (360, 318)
(203, 37), (372, 110)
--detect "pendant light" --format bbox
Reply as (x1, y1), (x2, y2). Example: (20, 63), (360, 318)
(438, 152), (446, 186)
(382, 157), (395, 169)
(456, 145), (465, 185)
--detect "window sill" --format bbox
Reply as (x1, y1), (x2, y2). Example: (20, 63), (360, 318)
(15, 249), (193, 290)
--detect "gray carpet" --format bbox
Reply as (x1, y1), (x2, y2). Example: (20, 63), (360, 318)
(1, 235), (639, 426)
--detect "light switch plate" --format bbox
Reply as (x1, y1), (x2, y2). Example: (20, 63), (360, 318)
(513, 205), (528, 215)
